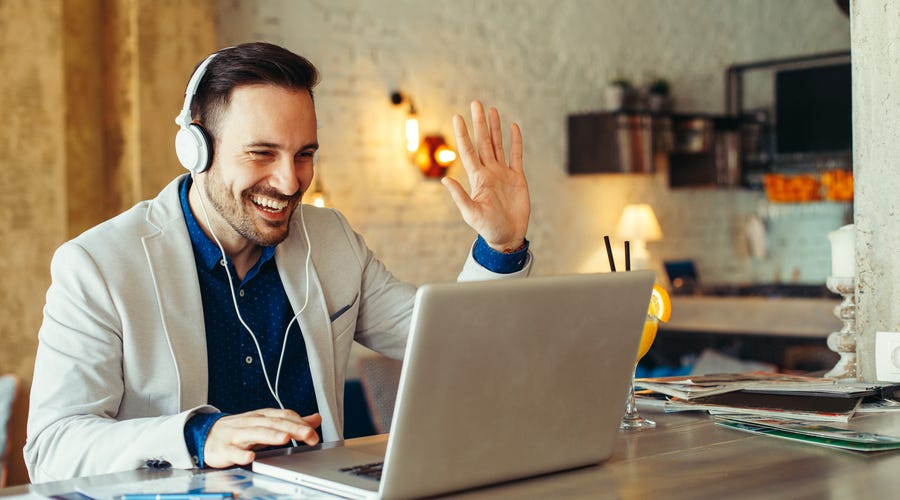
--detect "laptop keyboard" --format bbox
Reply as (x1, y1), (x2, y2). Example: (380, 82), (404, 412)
(339, 461), (384, 481)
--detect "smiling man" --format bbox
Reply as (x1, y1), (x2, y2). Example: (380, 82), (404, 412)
(25, 42), (532, 482)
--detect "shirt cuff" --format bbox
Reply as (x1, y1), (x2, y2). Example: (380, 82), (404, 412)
(184, 411), (228, 467)
(472, 235), (530, 274)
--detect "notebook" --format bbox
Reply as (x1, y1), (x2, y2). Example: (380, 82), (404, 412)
(253, 270), (655, 499)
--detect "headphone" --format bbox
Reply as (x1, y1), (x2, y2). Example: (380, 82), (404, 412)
(175, 53), (218, 174)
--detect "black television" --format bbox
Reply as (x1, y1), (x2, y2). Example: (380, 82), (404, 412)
(775, 62), (852, 155)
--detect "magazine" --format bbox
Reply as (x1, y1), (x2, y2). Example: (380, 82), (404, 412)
(664, 399), (857, 422)
(714, 414), (900, 452)
(635, 371), (833, 400)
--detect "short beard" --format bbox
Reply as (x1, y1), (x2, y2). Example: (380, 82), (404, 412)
(202, 168), (298, 247)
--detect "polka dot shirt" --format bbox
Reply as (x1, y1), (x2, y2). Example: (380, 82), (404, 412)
(178, 177), (317, 465)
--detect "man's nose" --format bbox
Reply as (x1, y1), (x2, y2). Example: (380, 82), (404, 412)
(270, 155), (301, 195)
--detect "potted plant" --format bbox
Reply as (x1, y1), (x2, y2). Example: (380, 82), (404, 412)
(647, 78), (672, 113)
(605, 78), (633, 111)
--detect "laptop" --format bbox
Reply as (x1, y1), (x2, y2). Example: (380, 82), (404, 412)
(253, 270), (655, 499)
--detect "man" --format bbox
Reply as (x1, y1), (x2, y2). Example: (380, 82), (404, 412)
(25, 42), (531, 482)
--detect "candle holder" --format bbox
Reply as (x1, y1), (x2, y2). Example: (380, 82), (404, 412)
(824, 276), (857, 379)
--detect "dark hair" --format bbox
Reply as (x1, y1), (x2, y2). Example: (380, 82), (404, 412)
(191, 42), (319, 140)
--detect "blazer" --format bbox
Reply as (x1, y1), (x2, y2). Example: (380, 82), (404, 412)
(25, 175), (532, 482)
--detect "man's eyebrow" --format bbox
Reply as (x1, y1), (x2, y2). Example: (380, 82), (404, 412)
(243, 141), (319, 151)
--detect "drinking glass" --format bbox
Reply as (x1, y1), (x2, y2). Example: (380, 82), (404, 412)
(620, 315), (658, 431)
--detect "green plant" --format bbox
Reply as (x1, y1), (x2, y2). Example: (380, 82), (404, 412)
(611, 78), (633, 89)
(648, 79), (670, 95)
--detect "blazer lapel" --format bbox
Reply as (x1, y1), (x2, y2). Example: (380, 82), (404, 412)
(276, 221), (342, 441)
(142, 176), (209, 411)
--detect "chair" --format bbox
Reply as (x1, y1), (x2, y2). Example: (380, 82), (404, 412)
(0, 374), (19, 487)
(356, 355), (403, 434)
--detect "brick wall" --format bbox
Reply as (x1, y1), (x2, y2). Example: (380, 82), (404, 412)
(217, 0), (850, 286)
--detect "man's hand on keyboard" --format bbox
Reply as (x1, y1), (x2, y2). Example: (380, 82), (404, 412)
(203, 409), (322, 468)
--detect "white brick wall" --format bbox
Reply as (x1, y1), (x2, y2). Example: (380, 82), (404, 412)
(217, 0), (850, 286)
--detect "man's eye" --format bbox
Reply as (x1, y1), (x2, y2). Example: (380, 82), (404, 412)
(248, 151), (275, 162)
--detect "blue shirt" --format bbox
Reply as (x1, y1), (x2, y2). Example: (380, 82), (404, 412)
(179, 177), (317, 466)
(179, 177), (529, 466)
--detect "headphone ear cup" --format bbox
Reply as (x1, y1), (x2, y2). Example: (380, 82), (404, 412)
(175, 123), (213, 173)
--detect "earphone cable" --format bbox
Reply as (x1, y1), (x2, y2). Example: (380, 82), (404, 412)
(274, 202), (313, 402)
(191, 174), (285, 407)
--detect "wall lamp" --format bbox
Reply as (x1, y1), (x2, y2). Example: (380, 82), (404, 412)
(391, 91), (457, 178)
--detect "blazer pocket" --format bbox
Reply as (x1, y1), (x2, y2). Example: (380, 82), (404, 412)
(330, 293), (359, 340)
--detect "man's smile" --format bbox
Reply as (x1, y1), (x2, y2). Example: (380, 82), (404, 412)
(250, 194), (290, 213)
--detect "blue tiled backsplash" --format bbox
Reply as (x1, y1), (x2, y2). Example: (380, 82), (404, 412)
(657, 196), (851, 286)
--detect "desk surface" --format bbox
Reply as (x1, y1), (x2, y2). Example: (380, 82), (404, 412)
(6, 408), (900, 499)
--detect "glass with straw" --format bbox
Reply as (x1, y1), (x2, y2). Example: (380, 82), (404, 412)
(605, 236), (658, 431)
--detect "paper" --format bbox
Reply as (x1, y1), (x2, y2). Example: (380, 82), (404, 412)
(76, 470), (333, 500)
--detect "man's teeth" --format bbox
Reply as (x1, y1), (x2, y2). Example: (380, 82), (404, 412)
(251, 195), (288, 211)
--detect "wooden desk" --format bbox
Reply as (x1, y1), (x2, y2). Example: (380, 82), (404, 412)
(456, 409), (900, 499)
(5, 408), (900, 499)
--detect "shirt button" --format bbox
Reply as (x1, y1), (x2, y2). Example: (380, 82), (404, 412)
(245, 356), (253, 364)
(239, 289), (245, 297)
(220, 259), (227, 267)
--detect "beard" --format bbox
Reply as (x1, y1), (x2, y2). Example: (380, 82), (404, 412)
(201, 168), (300, 247)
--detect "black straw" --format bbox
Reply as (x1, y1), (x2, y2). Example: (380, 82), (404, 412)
(604, 235), (616, 272)
(624, 241), (631, 271)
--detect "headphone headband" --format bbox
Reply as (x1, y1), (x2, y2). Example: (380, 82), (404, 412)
(175, 52), (218, 128)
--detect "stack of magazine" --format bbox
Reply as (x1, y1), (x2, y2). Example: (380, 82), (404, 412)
(636, 371), (900, 422)
(635, 371), (900, 452)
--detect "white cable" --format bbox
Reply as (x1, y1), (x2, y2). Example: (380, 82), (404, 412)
(192, 173), (314, 446)
(274, 203), (313, 401)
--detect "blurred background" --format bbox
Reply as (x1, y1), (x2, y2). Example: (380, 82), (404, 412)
(1, 0), (853, 485)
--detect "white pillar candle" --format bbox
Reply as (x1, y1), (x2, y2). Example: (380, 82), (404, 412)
(828, 224), (856, 278)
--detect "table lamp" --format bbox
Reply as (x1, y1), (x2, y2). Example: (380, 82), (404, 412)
(615, 204), (663, 270)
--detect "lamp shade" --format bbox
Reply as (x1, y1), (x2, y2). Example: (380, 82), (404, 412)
(615, 204), (663, 242)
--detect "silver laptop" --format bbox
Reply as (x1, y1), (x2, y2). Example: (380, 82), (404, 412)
(253, 270), (655, 499)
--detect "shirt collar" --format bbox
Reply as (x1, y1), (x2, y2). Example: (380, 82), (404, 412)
(179, 176), (277, 273)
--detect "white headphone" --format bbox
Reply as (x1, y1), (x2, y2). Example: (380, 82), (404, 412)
(175, 53), (218, 174)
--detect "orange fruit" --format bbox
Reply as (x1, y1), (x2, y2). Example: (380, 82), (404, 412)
(637, 318), (658, 361)
(648, 284), (671, 323)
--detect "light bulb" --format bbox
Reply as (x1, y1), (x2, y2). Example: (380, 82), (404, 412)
(405, 117), (419, 153)
(435, 146), (457, 166)
(310, 191), (326, 208)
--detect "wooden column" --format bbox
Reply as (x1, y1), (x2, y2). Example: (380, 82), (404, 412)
(0, 0), (216, 485)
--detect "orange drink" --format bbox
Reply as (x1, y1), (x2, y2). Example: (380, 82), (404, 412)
(621, 284), (671, 431)
(636, 284), (669, 361)
(637, 317), (659, 361)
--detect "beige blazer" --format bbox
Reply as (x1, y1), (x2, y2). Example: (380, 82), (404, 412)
(25, 175), (531, 482)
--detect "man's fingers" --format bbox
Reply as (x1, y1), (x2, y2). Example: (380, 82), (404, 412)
(509, 122), (523, 174)
(221, 412), (321, 447)
(453, 114), (479, 175)
(252, 407), (309, 419)
(469, 101), (494, 165)
(227, 447), (256, 466)
(488, 107), (506, 165)
(441, 177), (477, 225)
(302, 412), (323, 429)
(203, 410), (324, 469)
